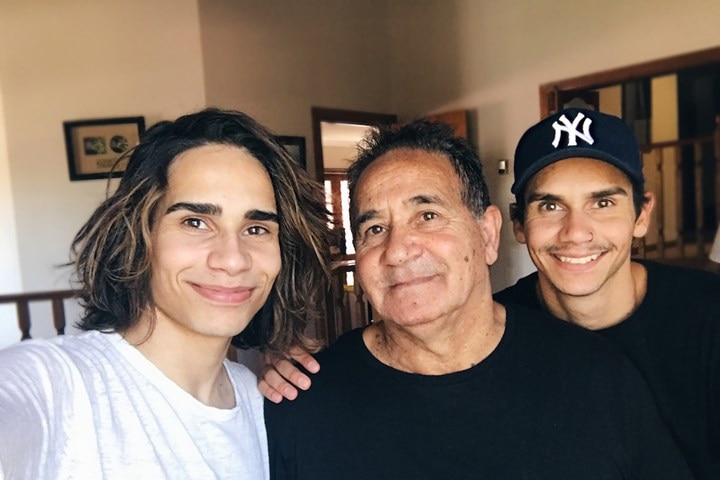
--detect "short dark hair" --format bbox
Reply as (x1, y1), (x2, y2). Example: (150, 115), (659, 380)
(511, 174), (650, 225)
(347, 120), (491, 235)
(70, 108), (330, 353)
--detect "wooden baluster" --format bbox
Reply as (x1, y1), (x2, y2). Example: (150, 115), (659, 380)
(339, 271), (353, 336)
(694, 142), (705, 257)
(16, 300), (31, 340)
(51, 297), (67, 335)
(655, 148), (665, 258)
(675, 145), (685, 258)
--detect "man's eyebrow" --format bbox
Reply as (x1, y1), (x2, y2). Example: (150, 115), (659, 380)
(165, 203), (279, 223)
(246, 209), (279, 223)
(166, 202), (221, 215)
(526, 193), (561, 204)
(590, 187), (628, 199)
(356, 210), (378, 227)
(410, 194), (445, 207)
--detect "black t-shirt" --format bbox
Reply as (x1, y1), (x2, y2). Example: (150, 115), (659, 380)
(494, 260), (720, 480)
(265, 305), (692, 480)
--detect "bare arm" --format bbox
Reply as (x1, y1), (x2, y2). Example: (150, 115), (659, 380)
(259, 347), (320, 403)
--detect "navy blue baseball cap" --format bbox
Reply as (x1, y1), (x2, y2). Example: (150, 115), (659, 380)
(511, 108), (644, 195)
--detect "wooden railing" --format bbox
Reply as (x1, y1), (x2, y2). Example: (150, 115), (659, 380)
(0, 290), (79, 341)
(637, 127), (720, 263)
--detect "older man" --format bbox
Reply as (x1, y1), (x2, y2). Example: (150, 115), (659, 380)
(263, 120), (691, 479)
(496, 108), (720, 479)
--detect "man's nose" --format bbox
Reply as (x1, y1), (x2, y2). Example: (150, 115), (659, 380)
(382, 225), (422, 265)
(207, 233), (252, 274)
(558, 209), (594, 244)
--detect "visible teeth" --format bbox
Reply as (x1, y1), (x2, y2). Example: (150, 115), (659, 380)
(557, 253), (600, 265)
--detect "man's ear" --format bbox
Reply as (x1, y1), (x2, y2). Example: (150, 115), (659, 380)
(508, 203), (518, 220)
(512, 219), (527, 244)
(508, 203), (527, 244)
(480, 205), (502, 266)
(633, 192), (655, 238)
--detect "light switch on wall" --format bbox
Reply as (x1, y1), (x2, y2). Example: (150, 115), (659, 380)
(498, 159), (509, 175)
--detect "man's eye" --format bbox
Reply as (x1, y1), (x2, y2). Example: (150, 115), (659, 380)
(183, 217), (208, 229)
(246, 225), (270, 236)
(421, 211), (438, 221)
(365, 225), (385, 236)
(538, 202), (559, 212)
(596, 198), (613, 208)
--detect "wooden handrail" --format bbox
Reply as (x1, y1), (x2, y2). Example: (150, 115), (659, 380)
(640, 134), (714, 151)
(0, 289), (79, 340)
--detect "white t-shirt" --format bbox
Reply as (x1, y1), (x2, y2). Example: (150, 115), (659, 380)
(0, 331), (268, 480)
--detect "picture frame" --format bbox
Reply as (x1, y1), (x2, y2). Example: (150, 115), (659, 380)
(277, 135), (306, 170)
(63, 116), (145, 181)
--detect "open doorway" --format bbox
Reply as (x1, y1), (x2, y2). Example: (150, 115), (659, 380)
(311, 107), (397, 257)
(310, 107), (397, 345)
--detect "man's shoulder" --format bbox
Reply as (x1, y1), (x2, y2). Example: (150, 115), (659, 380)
(0, 331), (124, 393)
(506, 304), (625, 365)
(313, 327), (366, 364)
(0, 333), (106, 420)
(642, 258), (719, 285)
(265, 328), (368, 417)
(640, 259), (720, 310)
(0, 331), (99, 368)
(494, 271), (540, 308)
(506, 303), (579, 337)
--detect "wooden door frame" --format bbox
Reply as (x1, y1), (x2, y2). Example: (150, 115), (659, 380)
(310, 107), (397, 183)
(539, 46), (720, 117)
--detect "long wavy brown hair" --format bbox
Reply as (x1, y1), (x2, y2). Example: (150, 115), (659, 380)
(70, 108), (331, 353)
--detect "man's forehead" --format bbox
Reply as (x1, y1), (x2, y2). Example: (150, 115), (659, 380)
(358, 149), (457, 188)
(162, 144), (278, 209)
(528, 156), (631, 190)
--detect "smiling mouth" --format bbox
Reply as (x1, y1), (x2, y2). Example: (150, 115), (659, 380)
(191, 283), (254, 304)
(554, 253), (603, 265)
(390, 275), (436, 288)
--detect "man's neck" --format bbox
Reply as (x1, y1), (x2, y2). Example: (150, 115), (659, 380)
(537, 261), (647, 330)
(123, 312), (235, 409)
(363, 300), (506, 375)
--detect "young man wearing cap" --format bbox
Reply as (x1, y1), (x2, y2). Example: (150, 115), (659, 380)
(495, 108), (720, 480)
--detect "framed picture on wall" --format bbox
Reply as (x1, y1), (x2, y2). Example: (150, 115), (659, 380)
(63, 116), (145, 181)
(277, 135), (306, 170)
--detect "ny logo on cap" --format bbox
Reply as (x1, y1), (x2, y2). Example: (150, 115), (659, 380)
(551, 112), (594, 148)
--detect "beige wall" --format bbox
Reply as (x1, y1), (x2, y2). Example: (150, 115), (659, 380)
(0, 88), (23, 346)
(198, 0), (395, 179)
